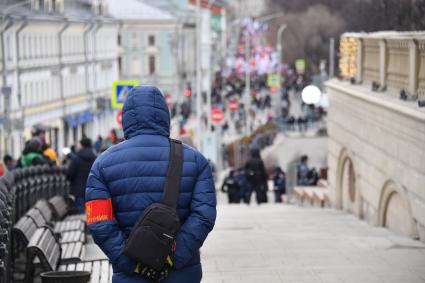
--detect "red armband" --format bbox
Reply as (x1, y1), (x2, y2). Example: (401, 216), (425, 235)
(86, 198), (115, 224)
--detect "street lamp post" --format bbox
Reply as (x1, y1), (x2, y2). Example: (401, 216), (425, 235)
(276, 24), (287, 118)
(329, 37), (335, 78)
(276, 24), (287, 65)
(205, 0), (216, 132)
(244, 37), (251, 135)
(195, 0), (202, 148)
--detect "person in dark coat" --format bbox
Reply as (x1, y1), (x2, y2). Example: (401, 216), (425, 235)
(85, 86), (217, 283)
(245, 148), (268, 204)
(237, 168), (252, 204)
(3, 154), (16, 171)
(67, 138), (96, 212)
(221, 170), (241, 203)
(273, 166), (286, 203)
(297, 155), (310, 186)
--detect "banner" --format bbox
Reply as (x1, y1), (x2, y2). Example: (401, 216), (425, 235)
(295, 59), (306, 74)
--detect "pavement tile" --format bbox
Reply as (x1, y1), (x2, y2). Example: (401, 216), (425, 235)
(202, 199), (425, 282)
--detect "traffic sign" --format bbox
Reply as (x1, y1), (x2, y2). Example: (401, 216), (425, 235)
(116, 109), (123, 127)
(112, 81), (138, 109)
(228, 100), (239, 112)
(211, 107), (225, 125)
(295, 59), (306, 74)
(267, 74), (281, 89)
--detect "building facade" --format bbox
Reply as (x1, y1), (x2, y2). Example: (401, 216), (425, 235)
(0, 0), (119, 158)
(107, 0), (183, 104)
(327, 32), (425, 242)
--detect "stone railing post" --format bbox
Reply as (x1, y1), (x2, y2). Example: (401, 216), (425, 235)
(356, 38), (363, 83)
(379, 39), (387, 87)
(408, 39), (418, 94)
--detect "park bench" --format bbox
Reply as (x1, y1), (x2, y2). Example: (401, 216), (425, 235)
(312, 188), (329, 208)
(0, 166), (83, 283)
(48, 195), (69, 220)
(293, 186), (307, 204)
(317, 179), (328, 188)
(0, 214), (8, 283)
(12, 215), (84, 263)
(0, 177), (13, 283)
(25, 226), (110, 283)
(300, 188), (314, 206)
(32, 199), (85, 234)
(293, 186), (330, 208)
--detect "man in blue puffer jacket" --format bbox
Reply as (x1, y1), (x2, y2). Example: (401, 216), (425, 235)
(85, 86), (217, 282)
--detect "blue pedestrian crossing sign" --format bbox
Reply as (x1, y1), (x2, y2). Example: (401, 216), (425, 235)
(112, 81), (139, 109)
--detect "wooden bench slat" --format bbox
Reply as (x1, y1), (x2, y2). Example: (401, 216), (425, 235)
(66, 263), (76, 271)
(61, 243), (69, 259)
(72, 242), (83, 259)
(99, 260), (109, 283)
(91, 260), (101, 283)
(83, 261), (92, 272)
(64, 221), (71, 232)
(70, 220), (79, 230)
(76, 262), (84, 271)
(64, 243), (74, 260)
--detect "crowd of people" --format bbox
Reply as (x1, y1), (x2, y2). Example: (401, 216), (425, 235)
(221, 150), (322, 205)
(221, 148), (287, 205)
(0, 127), (127, 213)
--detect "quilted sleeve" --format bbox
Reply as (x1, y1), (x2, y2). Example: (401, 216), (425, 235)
(173, 154), (217, 269)
(85, 160), (137, 274)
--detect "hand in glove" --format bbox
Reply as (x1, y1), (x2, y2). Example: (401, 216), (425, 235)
(134, 256), (174, 282)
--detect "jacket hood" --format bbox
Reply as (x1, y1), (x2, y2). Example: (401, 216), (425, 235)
(122, 86), (170, 139)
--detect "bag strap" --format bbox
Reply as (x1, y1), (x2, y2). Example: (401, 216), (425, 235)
(161, 139), (183, 209)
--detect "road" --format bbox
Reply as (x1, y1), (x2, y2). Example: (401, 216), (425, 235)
(201, 198), (425, 283)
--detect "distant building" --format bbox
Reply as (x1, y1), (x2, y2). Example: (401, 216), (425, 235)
(326, 31), (425, 242)
(110, 0), (229, 133)
(0, 0), (119, 158)
(107, 0), (192, 106)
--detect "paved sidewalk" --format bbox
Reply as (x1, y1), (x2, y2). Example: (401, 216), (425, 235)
(201, 201), (425, 283)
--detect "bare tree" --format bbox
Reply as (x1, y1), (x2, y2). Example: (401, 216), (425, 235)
(265, 0), (425, 72)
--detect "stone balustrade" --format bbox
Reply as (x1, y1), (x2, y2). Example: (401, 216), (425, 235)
(340, 31), (425, 97)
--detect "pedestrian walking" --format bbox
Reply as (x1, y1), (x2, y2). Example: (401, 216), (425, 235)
(32, 127), (59, 165)
(237, 168), (252, 204)
(3, 154), (16, 171)
(17, 138), (52, 168)
(245, 148), (268, 204)
(297, 155), (310, 186)
(273, 166), (286, 203)
(221, 170), (241, 203)
(66, 138), (96, 213)
(94, 135), (104, 154)
(85, 86), (216, 283)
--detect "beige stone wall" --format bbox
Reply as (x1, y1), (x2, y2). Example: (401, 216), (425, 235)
(363, 39), (380, 83)
(326, 79), (425, 242)
(386, 39), (409, 91)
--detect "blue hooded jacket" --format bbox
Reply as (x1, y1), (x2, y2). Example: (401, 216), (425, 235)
(86, 86), (217, 283)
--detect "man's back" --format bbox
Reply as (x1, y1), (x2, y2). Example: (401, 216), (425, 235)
(68, 147), (96, 197)
(86, 86), (216, 283)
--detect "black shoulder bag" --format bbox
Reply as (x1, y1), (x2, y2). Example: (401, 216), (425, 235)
(124, 139), (183, 280)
